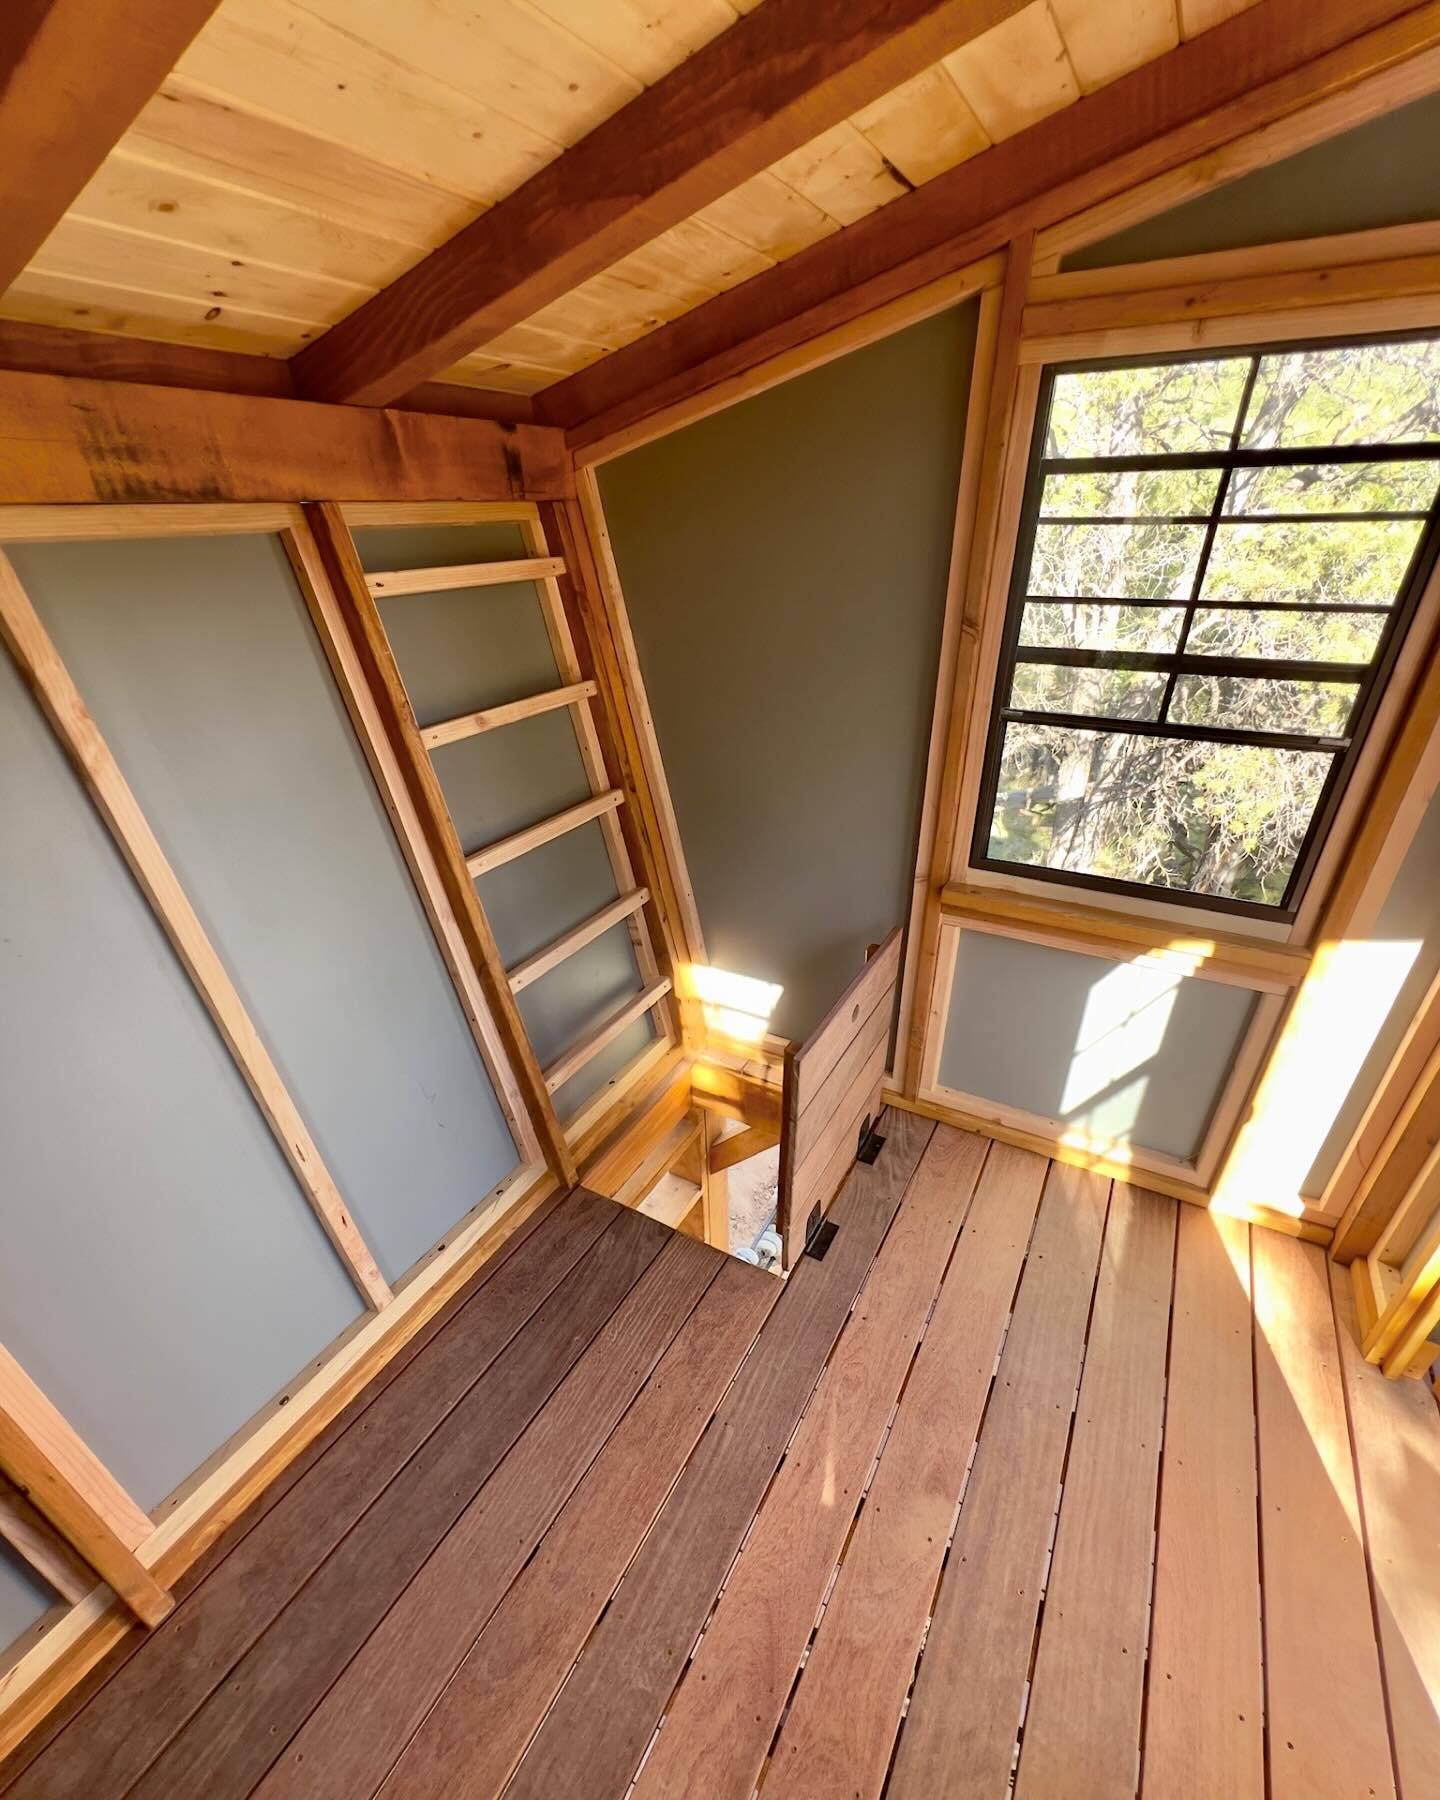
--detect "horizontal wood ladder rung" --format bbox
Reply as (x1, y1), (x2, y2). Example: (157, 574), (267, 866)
(421, 682), (598, 751)
(543, 980), (674, 1095)
(364, 558), (565, 598)
(466, 790), (624, 878)
(507, 888), (651, 995)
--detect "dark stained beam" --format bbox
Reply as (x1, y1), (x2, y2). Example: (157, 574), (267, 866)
(542, 0), (1440, 449)
(288, 0), (1033, 407)
(0, 369), (570, 504)
(0, 320), (537, 422)
(0, 0), (223, 292)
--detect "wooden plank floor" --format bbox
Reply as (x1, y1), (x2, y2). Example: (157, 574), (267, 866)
(4, 1116), (1438, 1799)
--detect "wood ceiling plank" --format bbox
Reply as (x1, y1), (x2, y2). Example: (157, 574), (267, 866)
(0, 272), (307, 358)
(942, 1), (1081, 139)
(524, 0), (742, 86)
(67, 149), (422, 291)
(288, 0), (1034, 404)
(851, 63), (991, 187)
(0, 0), (223, 293)
(548, 0), (1440, 445)
(693, 170), (841, 261)
(768, 120), (911, 226)
(1050, 0), (1181, 94)
(1181, 0), (1262, 33)
(129, 83), (481, 248)
(172, 0), (558, 203)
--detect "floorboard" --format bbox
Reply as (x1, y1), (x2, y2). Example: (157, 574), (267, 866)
(1141, 1206), (1264, 1799)
(1016, 1182), (1175, 1800)
(501, 1107), (936, 1800)
(1332, 1265), (1440, 1799)
(886, 1159), (1110, 1800)
(128, 1205), (671, 1800)
(3, 1127), (1427, 1800)
(766, 1136), (1045, 1800)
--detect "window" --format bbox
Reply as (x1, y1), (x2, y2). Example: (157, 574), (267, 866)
(974, 334), (1440, 918)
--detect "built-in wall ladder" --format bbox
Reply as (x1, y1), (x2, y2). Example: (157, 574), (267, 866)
(332, 507), (675, 1165)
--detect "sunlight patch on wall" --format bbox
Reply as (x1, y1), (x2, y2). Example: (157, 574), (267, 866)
(1059, 959), (1181, 1143)
(684, 964), (784, 1047)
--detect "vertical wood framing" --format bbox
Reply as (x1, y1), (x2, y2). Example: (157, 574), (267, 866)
(0, 548), (393, 1311)
(901, 238), (1035, 1097)
(570, 469), (709, 1008)
(0, 1476), (94, 1606)
(521, 505), (679, 1061)
(303, 503), (576, 1183)
(284, 522), (541, 1165)
(893, 279), (1003, 1082)
(0, 1345), (171, 1629)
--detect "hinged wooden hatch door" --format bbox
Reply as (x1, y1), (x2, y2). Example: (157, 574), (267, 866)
(776, 929), (902, 1268)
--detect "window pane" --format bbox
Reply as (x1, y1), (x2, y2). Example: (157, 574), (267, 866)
(1225, 460), (1439, 516)
(1019, 601), (1183, 654)
(1242, 338), (1440, 448)
(1168, 674), (1358, 736)
(1203, 518), (1423, 606)
(1046, 358), (1251, 458)
(1028, 521), (1206, 599)
(1187, 607), (1385, 662)
(1040, 469), (1221, 518)
(986, 721), (1332, 905)
(1010, 662), (1166, 722)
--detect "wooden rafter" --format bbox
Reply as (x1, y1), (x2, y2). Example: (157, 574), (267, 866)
(0, 0), (221, 293)
(287, 0), (1033, 406)
(549, 0), (1440, 450)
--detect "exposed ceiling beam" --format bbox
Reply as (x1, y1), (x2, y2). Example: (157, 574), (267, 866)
(0, 0), (222, 293)
(0, 321), (539, 423)
(543, 0), (1440, 451)
(288, 0), (1033, 407)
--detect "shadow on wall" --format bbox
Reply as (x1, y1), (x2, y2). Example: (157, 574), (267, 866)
(937, 929), (1259, 1163)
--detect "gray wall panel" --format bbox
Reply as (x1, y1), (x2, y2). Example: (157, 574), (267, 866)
(1069, 91), (1440, 269)
(352, 522), (529, 571)
(432, 709), (594, 856)
(478, 820), (626, 968)
(598, 302), (977, 1040)
(379, 581), (561, 729)
(0, 1543), (53, 1660)
(0, 650), (362, 1513)
(938, 929), (1256, 1161)
(12, 533), (520, 1285)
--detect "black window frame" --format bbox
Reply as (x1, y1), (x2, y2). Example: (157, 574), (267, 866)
(969, 331), (1440, 923)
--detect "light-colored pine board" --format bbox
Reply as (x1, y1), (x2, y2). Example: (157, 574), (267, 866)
(1016, 1183), (1177, 1800)
(1049, 0), (1179, 93)
(0, 1479), (95, 1606)
(630, 1125), (989, 1800)
(942, 2), (1080, 140)
(767, 120), (909, 226)
(365, 557), (564, 597)
(0, 1346), (172, 1630)
(887, 1159), (1109, 1800)
(464, 789), (624, 878)
(1180, 0), (1261, 33)
(523, 0), (740, 86)
(1141, 1208), (1264, 1798)
(419, 681), (595, 750)
(542, 979), (673, 1095)
(507, 888), (651, 995)
(766, 1134), (1045, 1800)
(1332, 1263), (1440, 1799)
(693, 170), (840, 262)
(1252, 1229), (1394, 1800)
(851, 63), (989, 186)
